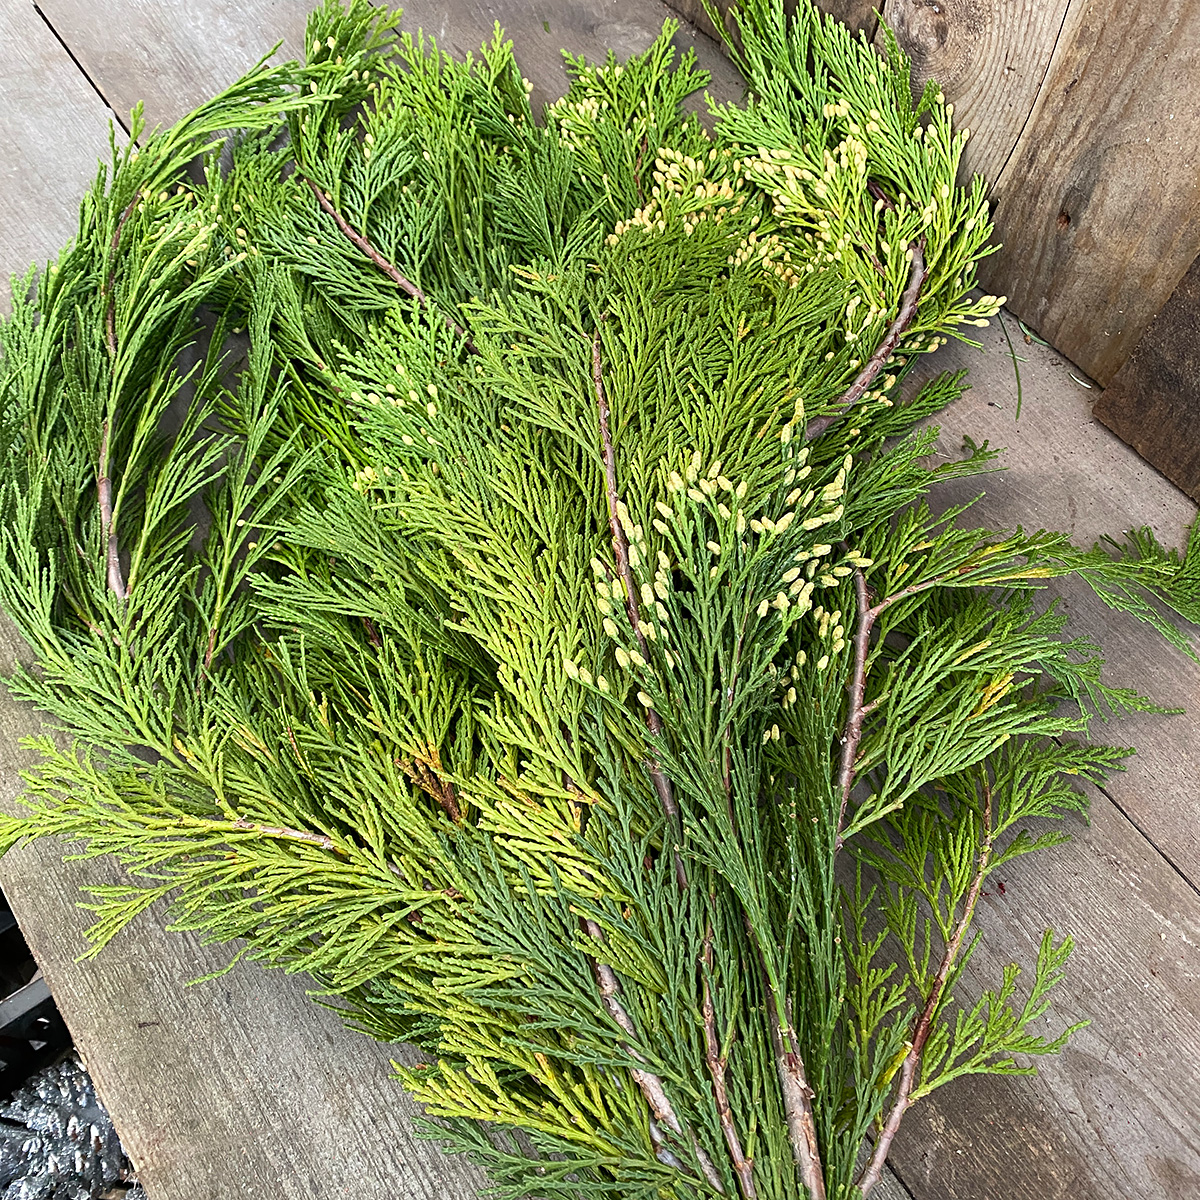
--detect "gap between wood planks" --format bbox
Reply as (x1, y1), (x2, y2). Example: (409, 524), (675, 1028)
(32, 2), (129, 134)
(1094, 777), (1200, 903)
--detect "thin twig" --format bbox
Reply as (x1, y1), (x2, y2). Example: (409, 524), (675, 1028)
(829, 557), (985, 756)
(592, 320), (687, 891)
(702, 928), (757, 1199)
(202, 626), (219, 673)
(185, 812), (343, 853)
(585, 918), (725, 1193)
(866, 180), (896, 213)
(633, 133), (649, 204)
(868, 561), (977, 622)
(856, 781), (995, 1196)
(98, 193), (140, 598)
(301, 175), (477, 353)
(805, 241), (927, 442)
(834, 566), (874, 850)
(96, 420), (128, 600)
(229, 817), (339, 851)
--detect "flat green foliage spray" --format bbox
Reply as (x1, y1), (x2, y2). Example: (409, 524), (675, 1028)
(0, 2), (1197, 1196)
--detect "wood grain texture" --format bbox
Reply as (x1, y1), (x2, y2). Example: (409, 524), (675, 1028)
(1092, 254), (1200, 501)
(875, 0), (1071, 188)
(0, 2), (119, 310)
(983, 0), (1200, 387)
(37, 0), (742, 132)
(35, 0), (313, 130)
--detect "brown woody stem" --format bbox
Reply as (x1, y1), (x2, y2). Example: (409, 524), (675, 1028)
(866, 180), (896, 212)
(186, 813), (342, 853)
(855, 781), (995, 1196)
(202, 625), (219, 673)
(702, 929), (757, 1199)
(302, 175), (477, 353)
(836, 560), (991, 840)
(763, 972), (827, 1200)
(591, 320), (687, 891)
(584, 918), (725, 1193)
(805, 242), (927, 442)
(98, 192), (142, 599)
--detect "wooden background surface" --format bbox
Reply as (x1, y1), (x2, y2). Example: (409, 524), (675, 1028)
(1, 3), (1198, 1199)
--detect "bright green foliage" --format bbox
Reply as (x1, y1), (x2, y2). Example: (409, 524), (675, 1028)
(0, 3), (1196, 1199)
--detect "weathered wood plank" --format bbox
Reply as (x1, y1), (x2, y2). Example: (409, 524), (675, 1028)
(34, 0), (312, 130)
(983, 0), (1200, 387)
(37, 0), (743, 131)
(890, 785), (1200, 1199)
(1092, 253), (1200, 501)
(875, 0), (1072, 190)
(0, 1), (118, 309)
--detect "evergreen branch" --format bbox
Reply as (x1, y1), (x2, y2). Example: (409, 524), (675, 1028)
(591, 320), (687, 891)
(301, 174), (477, 352)
(855, 779), (995, 1196)
(702, 928), (756, 1200)
(804, 241), (927, 442)
(834, 565), (874, 851)
(96, 419), (128, 600)
(0, 5), (1155, 1195)
(583, 917), (725, 1193)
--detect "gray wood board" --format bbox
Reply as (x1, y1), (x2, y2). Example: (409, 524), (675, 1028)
(1, 2), (1199, 1199)
(0, 2), (121, 309)
(35, 0), (743, 132)
(1093, 253), (1200, 503)
(983, 0), (1200, 387)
